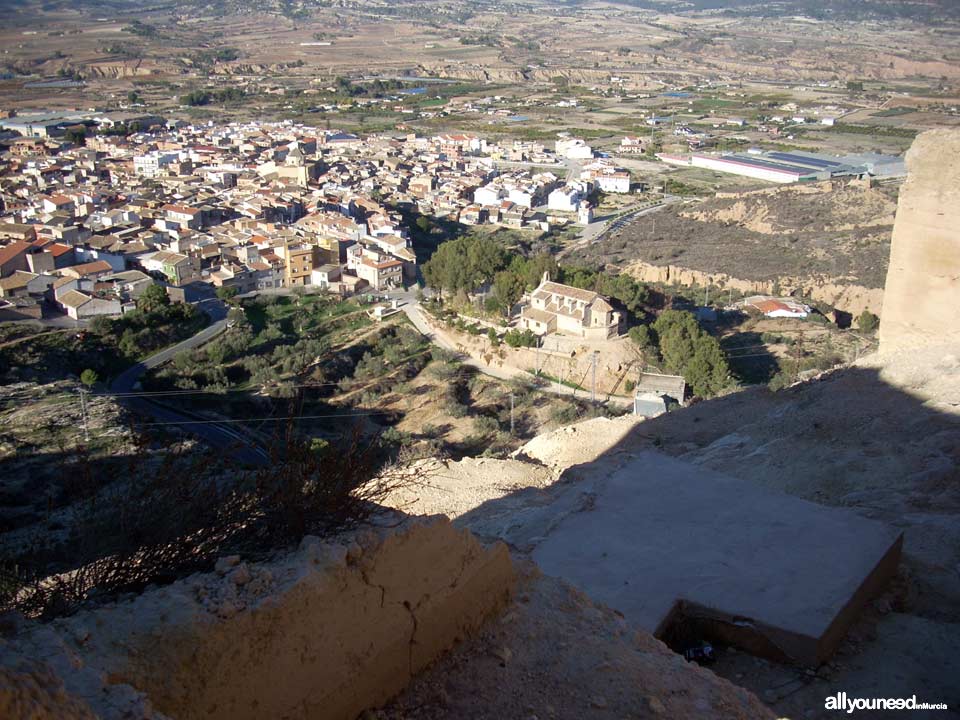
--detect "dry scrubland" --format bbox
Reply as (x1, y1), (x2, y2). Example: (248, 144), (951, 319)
(2, 0), (959, 136)
(591, 180), (896, 290)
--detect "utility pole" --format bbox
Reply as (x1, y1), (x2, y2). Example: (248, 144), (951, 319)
(704, 285), (710, 307)
(591, 351), (599, 404)
(79, 387), (90, 443)
(510, 393), (515, 435)
(794, 331), (804, 383)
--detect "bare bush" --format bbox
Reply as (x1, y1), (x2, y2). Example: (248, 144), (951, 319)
(0, 421), (413, 620)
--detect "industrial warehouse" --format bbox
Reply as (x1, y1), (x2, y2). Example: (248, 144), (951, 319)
(657, 149), (906, 183)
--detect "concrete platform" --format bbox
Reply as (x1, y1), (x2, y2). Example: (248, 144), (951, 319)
(460, 451), (902, 666)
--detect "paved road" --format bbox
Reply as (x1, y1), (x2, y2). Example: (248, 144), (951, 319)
(559, 195), (682, 261)
(391, 291), (633, 407)
(111, 297), (229, 394)
(109, 297), (269, 466)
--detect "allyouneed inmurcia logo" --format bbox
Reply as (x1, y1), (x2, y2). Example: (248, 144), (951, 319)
(825, 693), (949, 714)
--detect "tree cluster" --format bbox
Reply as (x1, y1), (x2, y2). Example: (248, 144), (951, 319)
(628, 310), (731, 398)
(182, 87), (245, 106)
(422, 235), (507, 299)
(88, 285), (202, 361)
(560, 265), (650, 316)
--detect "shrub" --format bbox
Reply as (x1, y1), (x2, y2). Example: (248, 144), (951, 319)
(0, 428), (403, 619)
(652, 310), (730, 398)
(857, 310), (879, 333)
(473, 415), (500, 435)
(429, 360), (461, 380)
(420, 424), (442, 439)
(445, 400), (469, 418)
(768, 372), (793, 392)
(628, 325), (655, 350)
(503, 329), (538, 348)
(550, 403), (580, 425)
(380, 427), (412, 446)
(216, 286), (239, 302)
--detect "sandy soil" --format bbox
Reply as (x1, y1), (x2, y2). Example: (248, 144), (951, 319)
(379, 343), (960, 719)
(379, 563), (776, 720)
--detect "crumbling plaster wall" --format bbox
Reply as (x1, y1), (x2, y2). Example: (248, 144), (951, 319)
(0, 515), (515, 720)
(880, 129), (960, 352)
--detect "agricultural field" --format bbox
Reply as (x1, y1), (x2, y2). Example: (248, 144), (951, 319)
(1, 0), (958, 146)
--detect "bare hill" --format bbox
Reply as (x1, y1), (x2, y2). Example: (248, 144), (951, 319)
(584, 181), (897, 306)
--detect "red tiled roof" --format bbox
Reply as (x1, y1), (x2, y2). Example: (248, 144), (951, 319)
(162, 204), (200, 216)
(0, 240), (31, 267)
(30, 240), (73, 257)
(65, 260), (112, 277)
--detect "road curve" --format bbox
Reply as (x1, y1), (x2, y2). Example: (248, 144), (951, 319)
(396, 295), (633, 407)
(109, 297), (269, 466)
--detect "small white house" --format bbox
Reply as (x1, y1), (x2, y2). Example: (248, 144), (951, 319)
(473, 185), (503, 206)
(555, 137), (593, 159)
(547, 186), (581, 212)
(596, 172), (631, 194)
(742, 295), (811, 319)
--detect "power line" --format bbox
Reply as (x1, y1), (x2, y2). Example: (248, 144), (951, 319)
(122, 409), (404, 428)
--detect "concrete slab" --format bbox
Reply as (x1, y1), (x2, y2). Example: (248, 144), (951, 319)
(461, 451), (902, 666)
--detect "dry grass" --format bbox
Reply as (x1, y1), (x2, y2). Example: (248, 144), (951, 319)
(0, 418), (415, 620)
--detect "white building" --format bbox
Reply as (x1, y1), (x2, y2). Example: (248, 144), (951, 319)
(555, 137), (593, 160)
(578, 203), (594, 225)
(547, 186), (581, 212)
(133, 151), (179, 178)
(595, 171), (631, 194)
(58, 289), (122, 320)
(741, 296), (811, 318)
(520, 273), (621, 340)
(507, 187), (536, 208)
(620, 136), (647, 154)
(473, 185), (504, 206)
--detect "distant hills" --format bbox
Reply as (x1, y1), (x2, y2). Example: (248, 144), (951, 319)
(0, 0), (960, 23)
(603, 0), (960, 23)
(1, 0), (958, 24)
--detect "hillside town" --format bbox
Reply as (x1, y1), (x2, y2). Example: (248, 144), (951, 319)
(0, 117), (644, 321)
(1, 0), (960, 717)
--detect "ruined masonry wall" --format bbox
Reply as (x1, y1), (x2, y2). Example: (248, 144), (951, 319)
(0, 516), (515, 720)
(880, 130), (960, 352)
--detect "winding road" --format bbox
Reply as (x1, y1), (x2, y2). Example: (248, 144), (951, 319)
(109, 296), (270, 466)
(390, 289), (633, 407)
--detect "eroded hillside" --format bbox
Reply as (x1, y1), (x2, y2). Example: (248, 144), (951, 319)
(588, 180), (896, 292)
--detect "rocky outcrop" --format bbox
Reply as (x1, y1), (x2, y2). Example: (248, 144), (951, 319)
(0, 516), (515, 720)
(880, 130), (960, 353)
(623, 260), (885, 317)
(79, 60), (164, 79)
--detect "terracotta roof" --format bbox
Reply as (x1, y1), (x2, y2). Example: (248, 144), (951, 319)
(64, 260), (113, 277)
(0, 240), (31, 267)
(361, 257), (402, 270)
(539, 281), (599, 304)
(34, 241), (74, 257)
(162, 204), (200, 216)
